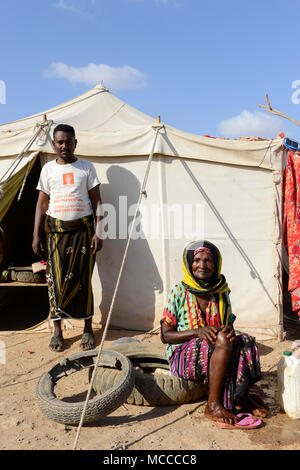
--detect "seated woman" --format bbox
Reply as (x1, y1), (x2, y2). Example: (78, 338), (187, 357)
(160, 240), (267, 427)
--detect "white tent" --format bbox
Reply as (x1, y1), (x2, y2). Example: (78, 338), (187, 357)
(0, 84), (285, 338)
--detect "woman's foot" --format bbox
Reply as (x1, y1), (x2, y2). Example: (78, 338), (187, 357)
(235, 393), (268, 418)
(205, 401), (238, 425)
(49, 333), (64, 352)
(80, 330), (95, 350)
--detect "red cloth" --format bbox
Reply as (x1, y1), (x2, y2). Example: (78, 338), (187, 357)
(283, 151), (300, 315)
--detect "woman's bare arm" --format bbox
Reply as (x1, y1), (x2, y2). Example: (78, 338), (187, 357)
(161, 322), (218, 345)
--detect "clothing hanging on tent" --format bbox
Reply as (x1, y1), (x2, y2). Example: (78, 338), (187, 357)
(283, 150), (300, 316)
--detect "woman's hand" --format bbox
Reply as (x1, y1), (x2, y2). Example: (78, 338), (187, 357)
(196, 326), (218, 344)
(161, 323), (217, 345)
(221, 325), (236, 343)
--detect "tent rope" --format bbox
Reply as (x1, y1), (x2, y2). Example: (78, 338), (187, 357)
(17, 158), (32, 201)
(72, 123), (163, 450)
(0, 119), (53, 197)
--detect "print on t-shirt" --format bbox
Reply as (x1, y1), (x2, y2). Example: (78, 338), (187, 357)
(63, 173), (75, 185)
(37, 158), (100, 221)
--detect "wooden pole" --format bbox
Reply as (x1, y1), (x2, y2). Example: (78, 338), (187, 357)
(259, 94), (300, 127)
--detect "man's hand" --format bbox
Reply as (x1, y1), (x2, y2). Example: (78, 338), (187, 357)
(88, 185), (103, 254)
(32, 191), (49, 258)
(91, 233), (103, 255)
(32, 235), (45, 258)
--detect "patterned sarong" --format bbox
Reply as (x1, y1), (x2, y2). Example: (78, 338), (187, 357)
(169, 332), (261, 411)
(45, 215), (95, 320)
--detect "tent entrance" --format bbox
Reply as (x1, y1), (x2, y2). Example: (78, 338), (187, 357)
(0, 156), (49, 330)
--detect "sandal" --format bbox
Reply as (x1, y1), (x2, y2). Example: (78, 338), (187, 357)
(49, 333), (64, 352)
(80, 331), (95, 351)
(216, 413), (262, 430)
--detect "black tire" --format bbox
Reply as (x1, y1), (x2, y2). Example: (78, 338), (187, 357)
(35, 349), (135, 425)
(92, 342), (208, 407)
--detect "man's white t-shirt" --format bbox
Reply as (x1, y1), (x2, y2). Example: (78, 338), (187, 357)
(37, 158), (100, 221)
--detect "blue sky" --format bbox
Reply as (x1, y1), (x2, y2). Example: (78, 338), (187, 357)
(1, 0), (300, 141)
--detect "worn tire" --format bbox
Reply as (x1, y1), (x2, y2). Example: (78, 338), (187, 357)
(10, 268), (46, 283)
(10, 269), (17, 281)
(35, 349), (135, 425)
(92, 342), (208, 407)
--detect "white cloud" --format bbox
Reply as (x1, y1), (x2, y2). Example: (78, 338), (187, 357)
(154, 0), (183, 4)
(53, 0), (95, 15)
(217, 110), (284, 139)
(45, 62), (147, 91)
(55, 0), (181, 11)
(128, 0), (182, 5)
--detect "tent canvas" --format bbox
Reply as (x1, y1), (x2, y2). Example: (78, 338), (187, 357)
(0, 84), (285, 338)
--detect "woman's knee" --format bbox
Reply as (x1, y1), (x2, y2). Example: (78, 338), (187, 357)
(215, 330), (232, 351)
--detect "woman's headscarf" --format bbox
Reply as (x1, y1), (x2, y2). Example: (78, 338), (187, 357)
(182, 240), (228, 294)
(181, 241), (231, 324)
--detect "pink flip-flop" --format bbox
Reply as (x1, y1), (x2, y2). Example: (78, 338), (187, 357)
(216, 413), (262, 430)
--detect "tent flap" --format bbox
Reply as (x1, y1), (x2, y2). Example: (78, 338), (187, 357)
(0, 151), (40, 224)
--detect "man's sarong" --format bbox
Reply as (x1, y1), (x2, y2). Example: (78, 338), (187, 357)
(45, 215), (95, 320)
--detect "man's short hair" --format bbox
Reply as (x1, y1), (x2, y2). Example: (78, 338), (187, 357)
(53, 124), (76, 139)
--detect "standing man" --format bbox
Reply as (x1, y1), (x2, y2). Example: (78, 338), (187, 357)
(32, 124), (102, 352)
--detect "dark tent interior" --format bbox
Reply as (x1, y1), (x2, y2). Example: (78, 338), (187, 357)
(0, 157), (49, 330)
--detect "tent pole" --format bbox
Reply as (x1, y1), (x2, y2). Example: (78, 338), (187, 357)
(158, 155), (170, 306)
(157, 114), (170, 305)
(277, 148), (285, 341)
(73, 123), (163, 450)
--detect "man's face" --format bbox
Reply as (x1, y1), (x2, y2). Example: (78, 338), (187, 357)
(52, 130), (77, 160)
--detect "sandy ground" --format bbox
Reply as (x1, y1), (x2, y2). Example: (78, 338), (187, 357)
(1, 322), (300, 452)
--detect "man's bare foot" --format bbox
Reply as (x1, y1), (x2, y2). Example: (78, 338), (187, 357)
(80, 330), (95, 350)
(49, 333), (64, 352)
(50, 320), (63, 352)
(205, 401), (238, 425)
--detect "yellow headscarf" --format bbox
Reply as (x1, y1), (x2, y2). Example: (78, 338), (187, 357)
(181, 240), (230, 325)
